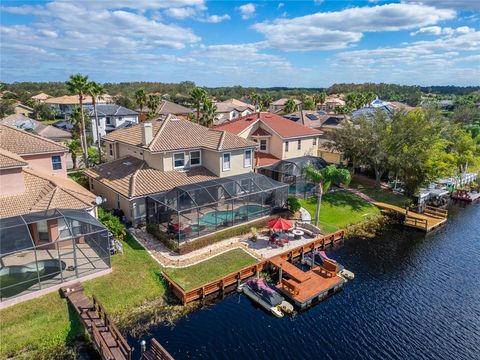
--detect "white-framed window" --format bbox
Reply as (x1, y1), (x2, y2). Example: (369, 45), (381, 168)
(222, 152), (231, 171)
(285, 141), (289, 152)
(244, 149), (252, 167)
(173, 152), (185, 169)
(260, 139), (267, 151)
(190, 150), (201, 167)
(297, 139), (301, 150)
(51, 155), (62, 170)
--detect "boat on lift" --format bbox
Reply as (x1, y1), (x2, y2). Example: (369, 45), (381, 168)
(239, 278), (293, 318)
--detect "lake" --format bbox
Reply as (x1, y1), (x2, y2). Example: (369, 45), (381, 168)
(132, 202), (480, 360)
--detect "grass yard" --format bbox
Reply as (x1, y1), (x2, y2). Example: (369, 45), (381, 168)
(164, 249), (258, 291)
(349, 175), (410, 207)
(299, 191), (381, 233)
(0, 233), (166, 359)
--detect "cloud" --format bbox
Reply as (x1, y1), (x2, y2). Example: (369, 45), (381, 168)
(198, 14), (231, 23)
(237, 3), (256, 20)
(252, 3), (455, 51)
(164, 7), (198, 19)
(401, 1), (480, 11)
(410, 26), (443, 36)
(411, 25), (475, 36)
(278, 3), (284, 9)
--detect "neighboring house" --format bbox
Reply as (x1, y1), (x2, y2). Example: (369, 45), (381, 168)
(1, 114), (71, 142)
(213, 112), (322, 168)
(137, 100), (193, 121)
(45, 95), (107, 116)
(14, 103), (34, 117)
(84, 115), (263, 224)
(31, 92), (51, 103)
(0, 124), (69, 177)
(318, 96), (345, 113)
(215, 99), (255, 124)
(389, 101), (415, 112)
(269, 98), (302, 113)
(351, 98), (395, 120)
(87, 104), (139, 143)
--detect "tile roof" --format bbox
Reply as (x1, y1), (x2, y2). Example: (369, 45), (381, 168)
(254, 152), (280, 168)
(103, 116), (257, 152)
(271, 98), (302, 106)
(0, 168), (96, 217)
(87, 104), (138, 117)
(213, 112), (322, 139)
(0, 124), (68, 155)
(156, 100), (194, 115)
(251, 127), (272, 137)
(31, 92), (51, 101)
(1, 114), (71, 140)
(45, 95), (108, 105)
(0, 148), (28, 169)
(84, 156), (218, 198)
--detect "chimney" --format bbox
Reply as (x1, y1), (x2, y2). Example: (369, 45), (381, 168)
(141, 122), (153, 146)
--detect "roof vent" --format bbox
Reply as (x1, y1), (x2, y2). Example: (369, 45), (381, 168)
(123, 161), (132, 166)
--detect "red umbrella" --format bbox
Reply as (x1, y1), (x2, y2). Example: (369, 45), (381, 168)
(268, 218), (293, 231)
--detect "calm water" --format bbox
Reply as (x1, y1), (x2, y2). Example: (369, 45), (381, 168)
(132, 203), (480, 360)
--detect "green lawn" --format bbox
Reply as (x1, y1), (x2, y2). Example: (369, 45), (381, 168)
(164, 249), (258, 291)
(350, 178), (410, 207)
(0, 233), (166, 359)
(299, 191), (381, 233)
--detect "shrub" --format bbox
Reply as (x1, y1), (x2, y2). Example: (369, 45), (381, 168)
(146, 223), (178, 251)
(98, 207), (126, 241)
(287, 196), (301, 213)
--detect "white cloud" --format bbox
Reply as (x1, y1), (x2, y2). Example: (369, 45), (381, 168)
(253, 3), (455, 51)
(199, 14), (231, 23)
(410, 26), (443, 36)
(164, 7), (198, 19)
(278, 3), (284, 9)
(402, 1), (480, 11)
(411, 25), (475, 36)
(237, 3), (256, 20)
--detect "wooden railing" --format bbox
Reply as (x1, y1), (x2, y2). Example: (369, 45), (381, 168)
(142, 339), (175, 360)
(404, 216), (428, 230)
(162, 229), (346, 305)
(424, 205), (448, 218)
(92, 325), (116, 360)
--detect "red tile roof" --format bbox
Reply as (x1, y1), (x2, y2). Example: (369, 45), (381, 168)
(214, 112), (322, 139)
(254, 151), (280, 168)
(251, 127), (272, 137)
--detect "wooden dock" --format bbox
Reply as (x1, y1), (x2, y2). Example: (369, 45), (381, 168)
(269, 256), (344, 309)
(451, 190), (480, 202)
(142, 338), (174, 360)
(61, 283), (131, 360)
(373, 202), (447, 232)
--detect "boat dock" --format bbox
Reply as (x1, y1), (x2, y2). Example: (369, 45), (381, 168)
(373, 202), (447, 232)
(269, 256), (345, 309)
(451, 190), (480, 202)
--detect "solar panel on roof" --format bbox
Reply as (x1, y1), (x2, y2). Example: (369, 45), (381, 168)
(306, 114), (319, 120)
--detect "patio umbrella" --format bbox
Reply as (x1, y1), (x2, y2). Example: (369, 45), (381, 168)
(268, 218), (293, 231)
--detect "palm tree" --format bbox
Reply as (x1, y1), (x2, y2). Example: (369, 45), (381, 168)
(87, 81), (105, 163)
(364, 92), (376, 106)
(135, 89), (147, 121)
(66, 74), (90, 167)
(318, 91), (326, 106)
(283, 99), (297, 114)
(67, 139), (81, 170)
(190, 87), (207, 122)
(345, 92), (357, 110)
(304, 164), (351, 227)
(260, 94), (272, 111)
(249, 91), (260, 110)
(199, 98), (217, 127)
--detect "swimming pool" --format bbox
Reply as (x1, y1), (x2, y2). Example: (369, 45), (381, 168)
(289, 182), (315, 194)
(198, 204), (269, 226)
(0, 259), (66, 299)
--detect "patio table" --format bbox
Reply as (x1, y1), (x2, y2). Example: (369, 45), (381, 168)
(292, 229), (304, 239)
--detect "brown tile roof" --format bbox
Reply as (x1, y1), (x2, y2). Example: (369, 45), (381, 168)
(251, 127), (271, 137)
(271, 98), (302, 106)
(85, 156), (218, 198)
(31, 92), (51, 101)
(156, 100), (193, 115)
(254, 152), (280, 168)
(214, 112), (322, 139)
(103, 116), (257, 152)
(1, 114), (71, 140)
(0, 124), (68, 155)
(0, 148), (28, 169)
(0, 168), (96, 217)
(44, 95), (94, 105)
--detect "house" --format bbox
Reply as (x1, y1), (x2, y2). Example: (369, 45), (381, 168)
(84, 115), (288, 232)
(318, 96), (345, 113)
(137, 99), (193, 121)
(0, 124), (69, 176)
(389, 101), (415, 112)
(1, 114), (71, 142)
(14, 103), (34, 117)
(269, 98), (302, 113)
(214, 99), (255, 124)
(87, 104), (139, 143)
(45, 95), (107, 116)
(31, 92), (51, 103)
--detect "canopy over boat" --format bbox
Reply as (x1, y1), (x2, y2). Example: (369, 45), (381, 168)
(245, 278), (284, 306)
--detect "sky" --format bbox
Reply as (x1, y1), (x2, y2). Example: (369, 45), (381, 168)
(1, 0), (479, 87)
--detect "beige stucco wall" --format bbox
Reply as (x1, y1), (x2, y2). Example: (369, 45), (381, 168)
(0, 168), (26, 196)
(22, 152), (67, 177)
(218, 148), (254, 177)
(317, 150), (344, 165)
(282, 137), (319, 160)
(143, 151), (164, 171)
(116, 143), (145, 160)
(269, 134), (285, 159)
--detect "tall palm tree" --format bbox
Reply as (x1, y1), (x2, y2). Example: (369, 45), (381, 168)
(67, 139), (81, 170)
(87, 81), (105, 163)
(199, 98), (217, 127)
(365, 92), (376, 106)
(304, 164), (351, 227)
(66, 74), (90, 167)
(146, 94), (161, 117)
(260, 94), (272, 111)
(249, 91), (260, 110)
(283, 99), (297, 114)
(190, 87), (207, 122)
(69, 107), (86, 166)
(135, 89), (147, 121)
(345, 92), (357, 110)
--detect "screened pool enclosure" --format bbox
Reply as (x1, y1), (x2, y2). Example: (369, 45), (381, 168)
(258, 156), (328, 199)
(146, 173), (288, 243)
(0, 209), (111, 302)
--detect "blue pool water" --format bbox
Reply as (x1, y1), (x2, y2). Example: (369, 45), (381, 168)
(198, 205), (268, 226)
(132, 203), (480, 360)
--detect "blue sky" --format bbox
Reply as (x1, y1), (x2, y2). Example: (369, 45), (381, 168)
(1, 0), (479, 87)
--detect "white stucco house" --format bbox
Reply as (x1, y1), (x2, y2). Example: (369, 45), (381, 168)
(87, 104), (139, 143)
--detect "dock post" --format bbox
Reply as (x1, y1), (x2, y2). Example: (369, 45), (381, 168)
(301, 249), (304, 262)
(140, 340), (146, 355)
(278, 267), (283, 284)
(311, 250), (315, 268)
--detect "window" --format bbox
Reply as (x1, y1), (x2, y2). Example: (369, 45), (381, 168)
(109, 143), (114, 156)
(51, 155), (62, 170)
(244, 150), (252, 167)
(260, 139), (267, 151)
(285, 141), (289, 152)
(313, 137), (317, 146)
(297, 140), (301, 150)
(190, 150), (201, 167)
(223, 152), (231, 171)
(173, 152), (185, 169)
